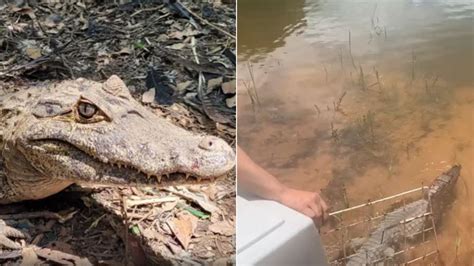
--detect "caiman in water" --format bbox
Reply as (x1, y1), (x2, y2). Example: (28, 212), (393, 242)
(345, 165), (461, 265)
(0, 75), (235, 249)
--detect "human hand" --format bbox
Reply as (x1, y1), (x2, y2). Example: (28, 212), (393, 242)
(278, 188), (329, 226)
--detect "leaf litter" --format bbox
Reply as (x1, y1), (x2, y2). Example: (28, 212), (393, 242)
(0, 0), (235, 265)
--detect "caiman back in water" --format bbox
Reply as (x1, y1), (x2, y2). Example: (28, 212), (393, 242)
(346, 165), (460, 265)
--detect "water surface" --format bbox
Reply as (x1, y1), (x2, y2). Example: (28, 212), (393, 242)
(237, 0), (473, 264)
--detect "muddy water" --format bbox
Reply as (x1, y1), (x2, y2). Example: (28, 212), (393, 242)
(237, 0), (473, 264)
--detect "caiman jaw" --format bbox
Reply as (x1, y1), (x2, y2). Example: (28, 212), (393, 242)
(25, 133), (235, 187)
(2, 76), (235, 201)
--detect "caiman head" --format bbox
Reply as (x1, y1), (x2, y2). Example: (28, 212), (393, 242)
(427, 164), (461, 223)
(1, 76), (235, 202)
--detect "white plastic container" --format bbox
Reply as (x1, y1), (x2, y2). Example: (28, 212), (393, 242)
(237, 194), (329, 265)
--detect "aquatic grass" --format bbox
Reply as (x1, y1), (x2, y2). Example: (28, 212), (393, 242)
(358, 65), (367, 90)
(355, 110), (376, 145)
(405, 141), (414, 160)
(373, 66), (383, 92)
(313, 104), (321, 116)
(342, 185), (350, 208)
(243, 80), (259, 115)
(424, 75), (440, 103)
(246, 62), (261, 105)
(348, 30), (356, 69)
(334, 110), (383, 154)
(370, 3), (378, 29)
(323, 63), (329, 83)
(330, 122), (340, 143)
(369, 4), (385, 43)
(242, 62), (261, 114)
(411, 50), (416, 81)
(386, 150), (395, 177)
(339, 48), (344, 70)
(333, 91), (347, 113)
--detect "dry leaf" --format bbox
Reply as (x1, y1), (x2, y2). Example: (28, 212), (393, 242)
(209, 220), (234, 236)
(225, 95), (235, 108)
(142, 88), (156, 104)
(221, 80), (236, 94)
(161, 201), (178, 212)
(112, 47), (131, 56)
(169, 31), (184, 40)
(47, 241), (74, 254)
(142, 227), (166, 241)
(177, 80), (193, 92)
(11, 6), (36, 19)
(25, 47), (42, 59)
(166, 187), (219, 214)
(207, 77), (223, 91)
(203, 183), (218, 201)
(167, 212), (198, 249)
(168, 43), (186, 50)
(34, 247), (93, 265)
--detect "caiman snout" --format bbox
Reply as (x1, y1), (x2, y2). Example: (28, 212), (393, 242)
(175, 135), (235, 178)
(198, 136), (228, 151)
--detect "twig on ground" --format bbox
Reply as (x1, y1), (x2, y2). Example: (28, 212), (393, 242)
(177, 0), (235, 39)
(0, 210), (77, 223)
(126, 196), (179, 207)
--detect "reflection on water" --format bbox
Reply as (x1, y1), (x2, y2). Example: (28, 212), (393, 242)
(238, 0), (473, 264)
(237, 0), (306, 60)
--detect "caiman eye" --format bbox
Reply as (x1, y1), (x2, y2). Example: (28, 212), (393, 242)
(78, 102), (98, 119)
(74, 99), (108, 123)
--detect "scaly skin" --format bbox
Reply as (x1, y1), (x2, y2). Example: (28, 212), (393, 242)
(0, 75), (235, 248)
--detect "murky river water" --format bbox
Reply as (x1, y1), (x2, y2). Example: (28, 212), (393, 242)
(237, 0), (473, 264)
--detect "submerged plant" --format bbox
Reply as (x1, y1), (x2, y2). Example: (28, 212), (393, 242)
(359, 65), (367, 90)
(355, 110), (376, 145)
(333, 91), (347, 113)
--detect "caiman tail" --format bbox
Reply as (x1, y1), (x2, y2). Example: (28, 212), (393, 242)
(346, 165), (461, 265)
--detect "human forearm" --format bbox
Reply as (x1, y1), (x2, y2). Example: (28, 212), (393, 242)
(237, 145), (329, 223)
(237, 146), (286, 202)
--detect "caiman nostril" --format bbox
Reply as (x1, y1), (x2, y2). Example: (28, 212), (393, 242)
(198, 136), (219, 151)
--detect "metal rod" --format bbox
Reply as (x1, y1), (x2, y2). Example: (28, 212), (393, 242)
(427, 193), (441, 252)
(323, 211), (431, 235)
(402, 198), (408, 263)
(400, 212), (432, 224)
(421, 183), (427, 259)
(326, 183), (441, 265)
(330, 227), (436, 264)
(329, 186), (429, 216)
(369, 240), (435, 264)
(323, 213), (386, 234)
(405, 250), (438, 264)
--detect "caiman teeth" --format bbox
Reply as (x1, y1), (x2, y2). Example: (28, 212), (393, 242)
(108, 161), (214, 184)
